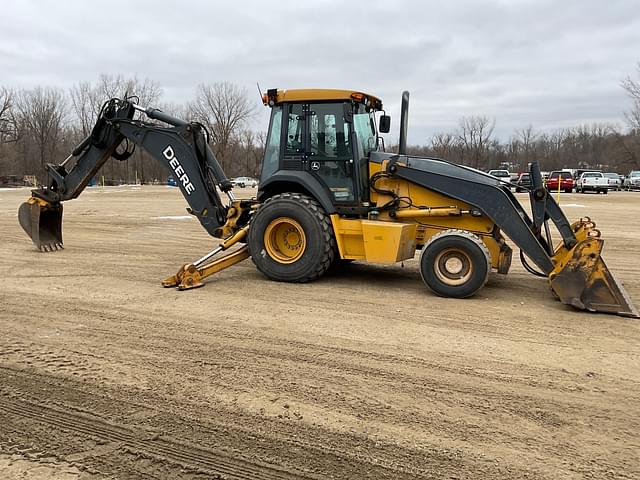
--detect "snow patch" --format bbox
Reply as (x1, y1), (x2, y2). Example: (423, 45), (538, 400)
(152, 215), (193, 220)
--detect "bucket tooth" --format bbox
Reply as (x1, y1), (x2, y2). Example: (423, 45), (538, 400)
(18, 197), (63, 252)
(550, 237), (639, 318)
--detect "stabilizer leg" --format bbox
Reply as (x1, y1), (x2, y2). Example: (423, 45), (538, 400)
(162, 226), (249, 290)
(163, 246), (250, 290)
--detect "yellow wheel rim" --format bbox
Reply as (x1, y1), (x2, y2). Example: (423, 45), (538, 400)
(264, 217), (307, 264)
(434, 248), (473, 286)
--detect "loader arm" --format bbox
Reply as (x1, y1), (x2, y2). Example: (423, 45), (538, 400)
(385, 155), (573, 274)
(20, 98), (237, 248)
(379, 153), (638, 317)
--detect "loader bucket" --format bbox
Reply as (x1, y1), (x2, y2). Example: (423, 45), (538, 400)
(18, 197), (63, 251)
(549, 220), (639, 318)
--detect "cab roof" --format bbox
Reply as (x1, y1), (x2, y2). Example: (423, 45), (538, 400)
(263, 88), (382, 110)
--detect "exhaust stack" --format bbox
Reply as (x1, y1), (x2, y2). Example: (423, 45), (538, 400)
(398, 91), (409, 155)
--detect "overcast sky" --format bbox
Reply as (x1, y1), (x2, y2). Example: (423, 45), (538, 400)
(1, 0), (639, 142)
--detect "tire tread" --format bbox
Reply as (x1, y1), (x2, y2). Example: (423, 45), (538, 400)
(250, 193), (335, 283)
(420, 229), (491, 298)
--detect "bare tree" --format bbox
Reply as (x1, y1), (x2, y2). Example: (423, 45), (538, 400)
(546, 130), (567, 169)
(68, 75), (164, 184)
(94, 74), (163, 107)
(612, 133), (639, 169)
(516, 125), (538, 170)
(458, 115), (495, 169)
(157, 101), (190, 120)
(240, 129), (265, 177)
(189, 82), (256, 169)
(14, 87), (68, 178)
(69, 81), (102, 136)
(70, 75), (163, 135)
(430, 132), (456, 159)
(622, 62), (640, 131)
(0, 87), (17, 143)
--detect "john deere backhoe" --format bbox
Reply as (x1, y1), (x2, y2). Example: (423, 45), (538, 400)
(19, 89), (638, 317)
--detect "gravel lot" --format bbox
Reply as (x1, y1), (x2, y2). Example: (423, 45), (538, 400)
(1, 185), (639, 479)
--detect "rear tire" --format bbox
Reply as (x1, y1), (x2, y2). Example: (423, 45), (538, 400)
(248, 193), (335, 282)
(565, 188), (572, 193)
(420, 230), (490, 299)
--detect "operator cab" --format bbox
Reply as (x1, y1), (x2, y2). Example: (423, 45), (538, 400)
(260, 89), (386, 213)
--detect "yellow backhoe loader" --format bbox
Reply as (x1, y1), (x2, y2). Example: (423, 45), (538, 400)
(18, 89), (638, 317)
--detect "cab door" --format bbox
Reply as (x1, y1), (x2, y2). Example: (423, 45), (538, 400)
(306, 103), (359, 205)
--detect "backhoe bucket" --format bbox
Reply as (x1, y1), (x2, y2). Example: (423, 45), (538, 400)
(549, 220), (639, 318)
(18, 197), (63, 251)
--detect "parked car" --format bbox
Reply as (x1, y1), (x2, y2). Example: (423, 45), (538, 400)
(487, 169), (511, 182)
(545, 171), (574, 193)
(573, 168), (602, 181)
(515, 173), (531, 192)
(231, 176), (258, 188)
(576, 171), (608, 194)
(603, 172), (622, 191)
(624, 171), (640, 191)
(0, 174), (23, 187)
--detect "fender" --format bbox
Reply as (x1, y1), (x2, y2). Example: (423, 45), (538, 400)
(258, 171), (337, 214)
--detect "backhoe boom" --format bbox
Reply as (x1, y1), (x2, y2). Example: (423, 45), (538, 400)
(20, 98), (235, 244)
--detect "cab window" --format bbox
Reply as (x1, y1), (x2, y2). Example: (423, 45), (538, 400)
(285, 104), (305, 155)
(261, 106), (282, 181)
(309, 104), (351, 160)
(308, 103), (355, 202)
(352, 102), (376, 157)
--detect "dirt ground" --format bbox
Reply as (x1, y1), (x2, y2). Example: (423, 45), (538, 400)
(1, 185), (639, 479)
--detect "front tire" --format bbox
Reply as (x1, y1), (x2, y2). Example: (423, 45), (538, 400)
(420, 230), (491, 299)
(248, 193), (335, 282)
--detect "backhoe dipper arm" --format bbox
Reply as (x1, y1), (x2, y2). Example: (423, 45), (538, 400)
(113, 110), (233, 236)
(34, 99), (136, 203)
(27, 98), (234, 239)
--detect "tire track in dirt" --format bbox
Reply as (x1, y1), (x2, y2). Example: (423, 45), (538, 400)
(1, 367), (467, 480)
(3, 187), (640, 479)
(0, 394), (318, 480)
(6, 364), (540, 479)
(0, 341), (103, 381)
(4, 296), (638, 476)
(67, 317), (639, 427)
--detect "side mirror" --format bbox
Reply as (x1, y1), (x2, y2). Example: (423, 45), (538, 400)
(379, 115), (391, 133)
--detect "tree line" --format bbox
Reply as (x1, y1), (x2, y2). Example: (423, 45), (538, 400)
(1, 67), (640, 186)
(404, 120), (640, 174)
(0, 75), (263, 185)
(404, 63), (640, 173)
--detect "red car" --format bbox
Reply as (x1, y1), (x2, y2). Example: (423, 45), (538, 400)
(545, 171), (574, 193)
